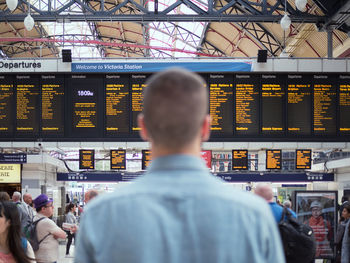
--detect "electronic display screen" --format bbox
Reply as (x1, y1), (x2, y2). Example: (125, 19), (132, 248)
(209, 74), (233, 134)
(234, 74), (259, 135)
(79, 149), (95, 170)
(141, 149), (151, 170)
(41, 75), (64, 136)
(261, 74), (285, 134)
(15, 75), (40, 135)
(287, 74), (312, 135)
(105, 75), (129, 135)
(0, 75), (14, 134)
(131, 74), (150, 132)
(295, 149), (312, 169)
(232, 150), (248, 170)
(110, 150), (126, 170)
(266, 150), (282, 169)
(70, 75), (101, 137)
(313, 74), (337, 135)
(0, 72), (346, 141)
(339, 75), (350, 134)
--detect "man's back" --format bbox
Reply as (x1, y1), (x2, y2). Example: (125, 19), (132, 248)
(75, 155), (284, 263)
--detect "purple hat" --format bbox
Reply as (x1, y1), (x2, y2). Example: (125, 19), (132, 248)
(33, 194), (53, 209)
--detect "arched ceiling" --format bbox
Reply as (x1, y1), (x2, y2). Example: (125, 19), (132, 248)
(0, 0), (350, 59)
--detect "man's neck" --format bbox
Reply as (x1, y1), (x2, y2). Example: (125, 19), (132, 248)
(151, 140), (202, 159)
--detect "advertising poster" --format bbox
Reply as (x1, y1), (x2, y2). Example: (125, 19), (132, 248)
(294, 191), (337, 260)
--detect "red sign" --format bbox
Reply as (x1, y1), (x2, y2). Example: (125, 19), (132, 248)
(200, 150), (212, 169)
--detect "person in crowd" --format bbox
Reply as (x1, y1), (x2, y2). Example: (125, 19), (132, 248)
(0, 201), (35, 263)
(304, 200), (333, 258)
(335, 203), (350, 263)
(33, 194), (66, 263)
(0, 192), (10, 202)
(77, 190), (99, 215)
(12, 191), (30, 234)
(283, 200), (297, 217)
(255, 184), (297, 222)
(339, 196), (349, 220)
(74, 68), (285, 263)
(65, 203), (78, 257)
(23, 193), (35, 221)
(84, 190), (98, 204)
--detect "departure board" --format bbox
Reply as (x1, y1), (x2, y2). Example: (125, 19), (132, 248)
(141, 149), (151, 170)
(110, 150), (126, 170)
(296, 149), (312, 169)
(287, 75), (311, 135)
(0, 72), (348, 141)
(16, 75), (40, 135)
(209, 74), (233, 134)
(0, 75), (14, 133)
(70, 75), (101, 137)
(232, 150), (248, 170)
(41, 75), (64, 136)
(234, 74), (259, 135)
(313, 75), (337, 135)
(266, 150), (282, 169)
(105, 75), (129, 134)
(131, 74), (149, 132)
(79, 149), (95, 170)
(261, 75), (285, 134)
(339, 75), (350, 133)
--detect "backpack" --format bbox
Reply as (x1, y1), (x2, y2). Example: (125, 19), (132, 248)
(24, 217), (51, 251)
(278, 208), (316, 263)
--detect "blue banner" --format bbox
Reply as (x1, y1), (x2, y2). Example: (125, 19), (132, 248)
(71, 61), (252, 73)
(216, 172), (334, 183)
(0, 153), (26, 163)
(57, 171), (333, 182)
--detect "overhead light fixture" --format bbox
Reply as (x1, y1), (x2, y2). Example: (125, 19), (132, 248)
(24, 14), (34, 31)
(295, 0), (307, 12)
(6, 0), (18, 11)
(280, 14), (291, 31)
(24, 1), (34, 31)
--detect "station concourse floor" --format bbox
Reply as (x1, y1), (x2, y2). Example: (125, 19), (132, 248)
(57, 242), (75, 263)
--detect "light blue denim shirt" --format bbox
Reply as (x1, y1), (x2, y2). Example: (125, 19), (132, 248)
(75, 154), (285, 263)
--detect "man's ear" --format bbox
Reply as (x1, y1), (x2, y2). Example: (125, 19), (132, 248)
(137, 114), (149, 141)
(201, 115), (211, 142)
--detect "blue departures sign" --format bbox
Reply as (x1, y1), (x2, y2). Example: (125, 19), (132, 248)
(72, 61), (252, 73)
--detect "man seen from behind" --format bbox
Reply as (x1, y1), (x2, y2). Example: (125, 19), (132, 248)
(74, 68), (285, 263)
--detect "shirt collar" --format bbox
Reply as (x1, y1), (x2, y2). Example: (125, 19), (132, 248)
(146, 154), (209, 174)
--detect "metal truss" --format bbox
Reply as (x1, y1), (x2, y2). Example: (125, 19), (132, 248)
(0, 0), (327, 23)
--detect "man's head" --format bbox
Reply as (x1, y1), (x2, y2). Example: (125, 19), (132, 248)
(84, 190), (99, 204)
(255, 184), (274, 203)
(23, 193), (33, 205)
(34, 194), (54, 216)
(12, 191), (21, 202)
(138, 68), (210, 153)
(310, 200), (322, 219)
(283, 200), (292, 209)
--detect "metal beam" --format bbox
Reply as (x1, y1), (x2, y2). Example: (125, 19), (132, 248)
(0, 14), (326, 23)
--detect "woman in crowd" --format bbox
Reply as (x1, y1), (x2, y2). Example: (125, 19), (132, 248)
(0, 201), (35, 263)
(65, 203), (78, 256)
(336, 203), (350, 263)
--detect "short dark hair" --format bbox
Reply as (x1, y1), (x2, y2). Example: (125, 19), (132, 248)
(143, 68), (208, 149)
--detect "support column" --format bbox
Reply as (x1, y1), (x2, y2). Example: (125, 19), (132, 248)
(328, 29), (333, 58)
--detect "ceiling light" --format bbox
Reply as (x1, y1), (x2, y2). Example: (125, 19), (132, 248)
(24, 14), (35, 31)
(295, 0), (307, 12)
(6, 0), (18, 12)
(280, 14), (291, 31)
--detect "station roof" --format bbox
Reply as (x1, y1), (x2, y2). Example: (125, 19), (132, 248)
(0, 0), (349, 59)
